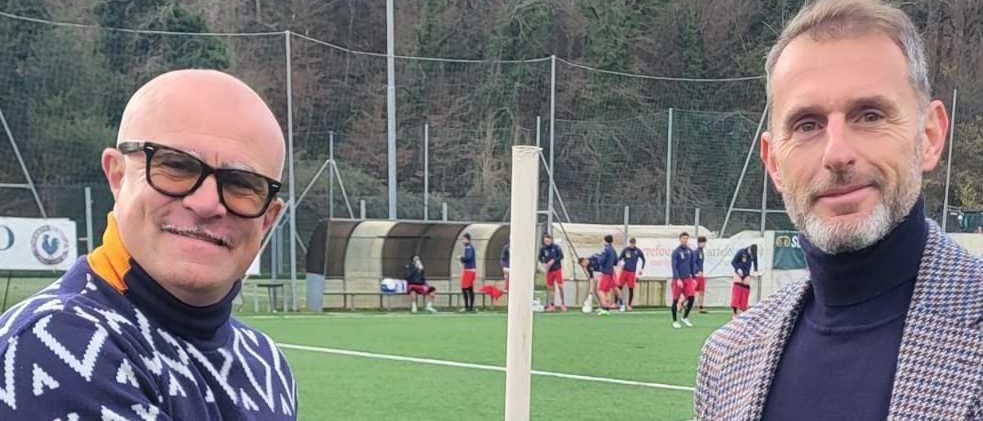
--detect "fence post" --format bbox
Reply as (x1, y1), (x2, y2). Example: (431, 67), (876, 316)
(941, 88), (958, 232)
(760, 169), (768, 235)
(424, 123), (429, 221)
(386, 0), (397, 221)
(666, 108), (673, 225)
(329, 131), (334, 220)
(547, 56), (557, 235)
(623, 206), (630, 247)
(694, 207), (700, 237)
(284, 30), (298, 311)
(84, 186), (94, 254)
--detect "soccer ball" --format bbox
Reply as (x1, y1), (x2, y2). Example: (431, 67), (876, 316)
(581, 297), (593, 313)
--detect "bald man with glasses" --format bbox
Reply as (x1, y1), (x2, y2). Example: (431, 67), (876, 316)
(0, 70), (297, 420)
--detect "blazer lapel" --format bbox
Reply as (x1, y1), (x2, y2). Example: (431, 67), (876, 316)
(715, 281), (810, 421)
(888, 223), (983, 421)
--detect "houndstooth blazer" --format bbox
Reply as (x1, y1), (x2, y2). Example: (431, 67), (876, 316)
(695, 220), (983, 421)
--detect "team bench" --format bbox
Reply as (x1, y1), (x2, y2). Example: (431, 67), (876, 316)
(322, 290), (504, 311)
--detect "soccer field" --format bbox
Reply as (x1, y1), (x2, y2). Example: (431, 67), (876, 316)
(242, 310), (729, 421)
(3, 276), (726, 420)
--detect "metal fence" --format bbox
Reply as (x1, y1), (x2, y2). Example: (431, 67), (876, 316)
(0, 12), (974, 309)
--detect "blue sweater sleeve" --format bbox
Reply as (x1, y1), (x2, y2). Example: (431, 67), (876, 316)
(732, 251), (742, 272)
(638, 249), (646, 269)
(690, 248), (698, 275)
(0, 311), (171, 421)
(672, 249), (682, 279)
(462, 245), (475, 267)
(604, 248), (616, 273)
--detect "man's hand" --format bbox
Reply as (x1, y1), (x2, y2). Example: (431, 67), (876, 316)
(546, 259), (555, 267)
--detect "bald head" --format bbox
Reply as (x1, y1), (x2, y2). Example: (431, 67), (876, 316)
(103, 69), (287, 306)
(118, 69), (285, 179)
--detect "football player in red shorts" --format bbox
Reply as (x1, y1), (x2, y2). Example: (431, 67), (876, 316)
(730, 244), (758, 318)
(405, 256), (437, 313)
(671, 232), (697, 328)
(458, 233), (477, 312)
(694, 236), (708, 313)
(596, 235), (622, 311)
(617, 237), (646, 311)
(538, 234), (567, 311)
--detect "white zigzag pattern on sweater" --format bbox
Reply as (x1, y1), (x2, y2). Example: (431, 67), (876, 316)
(0, 274), (297, 418)
(32, 315), (108, 383)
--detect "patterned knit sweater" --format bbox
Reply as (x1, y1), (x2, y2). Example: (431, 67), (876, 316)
(0, 217), (296, 420)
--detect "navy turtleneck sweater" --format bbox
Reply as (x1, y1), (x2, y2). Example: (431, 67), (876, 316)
(761, 198), (928, 421)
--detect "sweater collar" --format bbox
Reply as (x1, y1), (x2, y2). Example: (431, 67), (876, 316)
(800, 197), (927, 307)
(88, 213), (238, 348)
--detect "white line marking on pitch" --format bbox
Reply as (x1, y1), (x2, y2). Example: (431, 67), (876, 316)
(243, 309), (732, 320)
(276, 343), (695, 392)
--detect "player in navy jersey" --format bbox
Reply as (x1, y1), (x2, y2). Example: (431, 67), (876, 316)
(671, 232), (697, 328)
(730, 244), (758, 317)
(538, 234), (567, 311)
(500, 243), (510, 292)
(406, 256), (438, 313)
(578, 254), (608, 315)
(458, 233), (477, 312)
(596, 235), (622, 311)
(617, 237), (646, 311)
(694, 236), (708, 313)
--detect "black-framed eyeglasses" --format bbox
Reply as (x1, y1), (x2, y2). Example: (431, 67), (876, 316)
(118, 141), (281, 219)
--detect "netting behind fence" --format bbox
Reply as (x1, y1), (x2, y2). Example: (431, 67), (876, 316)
(2, 10), (976, 287)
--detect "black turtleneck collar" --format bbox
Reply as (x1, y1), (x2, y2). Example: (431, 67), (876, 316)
(762, 198), (928, 421)
(800, 197), (927, 308)
(124, 260), (240, 350)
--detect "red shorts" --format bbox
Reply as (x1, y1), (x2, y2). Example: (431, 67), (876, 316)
(731, 281), (751, 311)
(617, 270), (637, 289)
(407, 284), (435, 295)
(597, 274), (615, 293)
(546, 269), (564, 287)
(460, 270), (476, 288)
(694, 275), (706, 293)
(671, 278), (696, 301)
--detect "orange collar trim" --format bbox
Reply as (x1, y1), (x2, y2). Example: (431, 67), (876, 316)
(86, 213), (130, 294)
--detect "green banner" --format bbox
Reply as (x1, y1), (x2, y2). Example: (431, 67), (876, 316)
(773, 231), (807, 270)
(961, 211), (983, 233)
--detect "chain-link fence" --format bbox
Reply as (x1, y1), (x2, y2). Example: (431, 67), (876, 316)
(1, 11), (977, 301)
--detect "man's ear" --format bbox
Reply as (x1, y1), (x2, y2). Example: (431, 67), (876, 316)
(261, 198), (284, 234)
(919, 99), (949, 173)
(760, 131), (784, 193)
(102, 148), (126, 200)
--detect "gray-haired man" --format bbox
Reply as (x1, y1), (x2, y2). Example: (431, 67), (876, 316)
(696, 1), (983, 420)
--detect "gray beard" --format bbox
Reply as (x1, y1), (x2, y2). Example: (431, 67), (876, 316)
(782, 145), (923, 255)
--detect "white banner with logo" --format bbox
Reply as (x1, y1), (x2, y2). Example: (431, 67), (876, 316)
(0, 217), (78, 271)
(632, 236), (770, 279)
